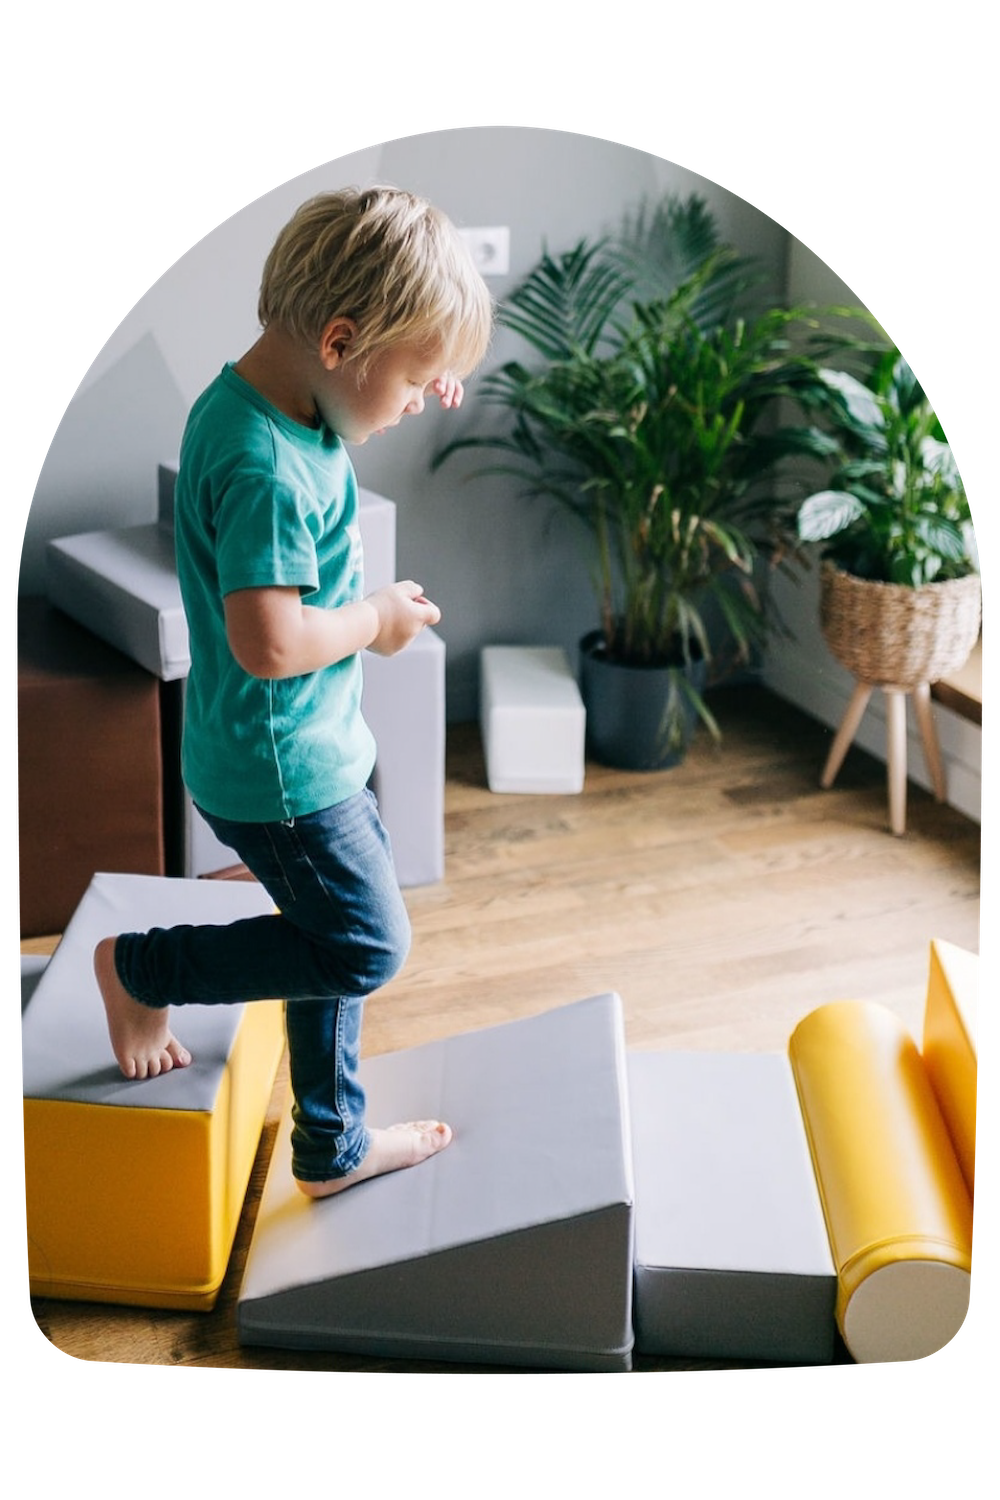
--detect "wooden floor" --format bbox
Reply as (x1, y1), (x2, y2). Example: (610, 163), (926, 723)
(26, 686), (981, 1373)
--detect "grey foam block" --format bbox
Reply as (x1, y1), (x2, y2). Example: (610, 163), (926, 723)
(238, 993), (635, 1370)
(45, 488), (398, 686)
(47, 523), (191, 680)
(21, 953), (50, 1013)
(22, 871), (277, 1110)
(629, 1050), (837, 1365)
(363, 627), (445, 887)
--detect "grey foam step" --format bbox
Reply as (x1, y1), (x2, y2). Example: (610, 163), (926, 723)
(238, 992), (635, 1371)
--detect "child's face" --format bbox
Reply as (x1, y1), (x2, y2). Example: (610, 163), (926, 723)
(317, 339), (447, 445)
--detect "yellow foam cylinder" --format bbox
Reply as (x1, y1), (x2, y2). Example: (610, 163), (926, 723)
(788, 1000), (972, 1363)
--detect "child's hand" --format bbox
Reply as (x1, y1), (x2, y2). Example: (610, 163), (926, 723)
(430, 372), (464, 410)
(366, 581), (441, 657)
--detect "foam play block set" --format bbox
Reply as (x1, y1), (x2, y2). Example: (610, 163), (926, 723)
(22, 853), (976, 1367)
(235, 939), (974, 1368)
(23, 872), (284, 1310)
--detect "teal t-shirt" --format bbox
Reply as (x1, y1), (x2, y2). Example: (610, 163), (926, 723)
(174, 364), (376, 823)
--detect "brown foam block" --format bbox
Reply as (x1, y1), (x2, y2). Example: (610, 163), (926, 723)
(18, 597), (165, 936)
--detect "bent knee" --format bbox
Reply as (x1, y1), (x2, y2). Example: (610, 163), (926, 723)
(356, 930), (410, 994)
(319, 913), (411, 997)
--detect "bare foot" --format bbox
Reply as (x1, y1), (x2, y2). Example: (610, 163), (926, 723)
(93, 937), (192, 1080)
(295, 1121), (453, 1200)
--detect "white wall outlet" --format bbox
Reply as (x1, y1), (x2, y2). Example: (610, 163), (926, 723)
(459, 226), (510, 277)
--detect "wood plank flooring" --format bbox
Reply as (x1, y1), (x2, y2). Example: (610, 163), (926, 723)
(25, 686), (981, 1373)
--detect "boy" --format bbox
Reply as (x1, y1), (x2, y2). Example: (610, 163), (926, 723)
(94, 186), (493, 1199)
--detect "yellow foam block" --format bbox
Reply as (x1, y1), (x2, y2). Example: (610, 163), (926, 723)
(788, 1000), (972, 1363)
(922, 939), (978, 1197)
(23, 873), (285, 1310)
(26, 1000), (282, 1308)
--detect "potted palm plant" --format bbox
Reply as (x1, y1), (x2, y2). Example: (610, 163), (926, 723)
(435, 194), (865, 768)
(796, 349), (981, 692)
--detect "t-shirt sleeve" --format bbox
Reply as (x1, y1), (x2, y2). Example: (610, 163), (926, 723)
(214, 470), (321, 598)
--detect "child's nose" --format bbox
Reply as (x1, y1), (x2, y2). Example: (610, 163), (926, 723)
(406, 389), (426, 415)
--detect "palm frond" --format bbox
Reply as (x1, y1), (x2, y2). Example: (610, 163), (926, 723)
(499, 240), (632, 359)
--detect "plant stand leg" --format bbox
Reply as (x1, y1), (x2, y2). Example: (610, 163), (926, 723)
(912, 680), (947, 803)
(885, 687), (908, 836)
(820, 681), (873, 790)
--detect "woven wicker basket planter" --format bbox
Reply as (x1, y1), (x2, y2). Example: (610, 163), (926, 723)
(820, 563), (982, 689)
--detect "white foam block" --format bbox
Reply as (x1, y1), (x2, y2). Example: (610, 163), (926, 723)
(238, 993), (635, 1370)
(480, 646), (586, 793)
(629, 1050), (837, 1364)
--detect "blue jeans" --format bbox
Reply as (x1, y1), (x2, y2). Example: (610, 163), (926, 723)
(114, 789), (411, 1182)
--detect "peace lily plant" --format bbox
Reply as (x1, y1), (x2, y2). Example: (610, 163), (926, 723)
(796, 350), (975, 586)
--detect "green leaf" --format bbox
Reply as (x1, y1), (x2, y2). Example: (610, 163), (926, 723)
(500, 240), (633, 360)
(797, 489), (866, 542)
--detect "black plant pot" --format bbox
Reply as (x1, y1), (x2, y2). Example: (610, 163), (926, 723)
(578, 630), (707, 771)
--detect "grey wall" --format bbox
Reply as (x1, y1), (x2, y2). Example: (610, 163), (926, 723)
(20, 126), (790, 722)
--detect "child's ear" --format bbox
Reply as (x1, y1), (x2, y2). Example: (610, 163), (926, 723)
(318, 316), (357, 369)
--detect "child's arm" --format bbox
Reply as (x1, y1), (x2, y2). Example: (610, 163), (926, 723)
(224, 581), (440, 679)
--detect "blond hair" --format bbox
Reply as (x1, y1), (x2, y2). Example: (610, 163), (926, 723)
(258, 186), (494, 378)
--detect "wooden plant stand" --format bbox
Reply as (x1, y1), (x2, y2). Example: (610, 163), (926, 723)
(821, 679), (946, 837)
